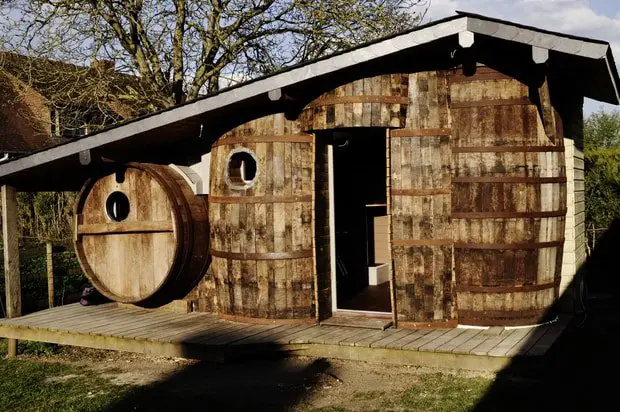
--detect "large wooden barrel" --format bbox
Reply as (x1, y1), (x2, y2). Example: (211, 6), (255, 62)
(74, 163), (209, 307)
(391, 70), (456, 326)
(300, 74), (409, 131)
(450, 66), (566, 326)
(209, 114), (315, 320)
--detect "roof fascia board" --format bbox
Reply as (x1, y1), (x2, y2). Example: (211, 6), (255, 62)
(467, 17), (609, 59)
(0, 17), (469, 179)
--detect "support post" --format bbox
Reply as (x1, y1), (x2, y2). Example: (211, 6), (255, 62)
(2, 185), (21, 357)
(46, 241), (54, 308)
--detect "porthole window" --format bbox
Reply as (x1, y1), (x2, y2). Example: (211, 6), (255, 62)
(106, 191), (130, 222)
(226, 149), (258, 190)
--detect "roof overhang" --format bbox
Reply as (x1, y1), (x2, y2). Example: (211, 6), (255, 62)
(0, 12), (618, 191)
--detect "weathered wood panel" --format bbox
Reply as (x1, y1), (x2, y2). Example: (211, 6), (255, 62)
(74, 164), (210, 308)
(300, 74), (409, 131)
(2, 185), (21, 357)
(391, 71), (455, 324)
(450, 66), (566, 326)
(209, 114), (315, 320)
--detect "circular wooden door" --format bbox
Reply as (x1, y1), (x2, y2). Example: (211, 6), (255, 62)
(75, 164), (184, 304)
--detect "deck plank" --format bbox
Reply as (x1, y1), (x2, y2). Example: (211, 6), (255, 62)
(383, 329), (432, 349)
(32, 307), (132, 331)
(470, 330), (516, 356)
(402, 329), (451, 351)
(370, 328), (416, 348)
(452, 330), (490, 354)
(146, 315), (222, 341)
(488, 328), (532, 357)
(286, 326), (337, 344)
(47, 307), (145, 332)
(435, 329), (481, 353)
(419, 328), (466, 352)
(96, 310), (189, 335)
(527, 317), (572, 356)
(206, 324), (279, 346)
(93, 312), (182, 337)
(315, 326), (379, 345)
(506, 326), (548, 356)
(166, 320), (230, 343)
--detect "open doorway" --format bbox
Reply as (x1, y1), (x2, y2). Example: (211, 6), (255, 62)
(329, 129), (391, 314)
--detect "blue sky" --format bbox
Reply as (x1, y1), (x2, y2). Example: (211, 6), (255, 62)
(425, 0), (620, 115)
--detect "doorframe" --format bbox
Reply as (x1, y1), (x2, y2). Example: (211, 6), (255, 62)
(326, 129), (396, 319)
(328, 144), (338, 313)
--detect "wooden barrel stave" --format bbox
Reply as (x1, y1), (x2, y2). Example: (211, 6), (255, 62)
(74, 163), (209, 307)
(209, 114), (315, 320)
(450, 66), (566, 326)
(300, 74), (409, 131)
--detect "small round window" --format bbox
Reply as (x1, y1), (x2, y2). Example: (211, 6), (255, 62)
(226, 149), (258, 189)
(106, 191), (130, 222)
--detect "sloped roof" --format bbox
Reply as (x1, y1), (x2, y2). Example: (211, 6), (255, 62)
(0, 11), (618, 190)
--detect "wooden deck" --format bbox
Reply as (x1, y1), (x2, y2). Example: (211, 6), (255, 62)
(0, 304), (571, 371)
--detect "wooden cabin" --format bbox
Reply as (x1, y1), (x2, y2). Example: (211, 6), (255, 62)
(1, 12), (617, 330)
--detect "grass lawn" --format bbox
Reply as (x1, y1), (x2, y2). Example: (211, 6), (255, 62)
(0, 340), (134, 412)
(1, 337), (498, 411)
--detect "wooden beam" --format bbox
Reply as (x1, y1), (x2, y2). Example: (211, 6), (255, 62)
(532, 46), (549, 64)
(459, 30), (475, 48)
(2, 185), (21, 357)
(46, 241), (54, 309)
(537, 76), (557, 141)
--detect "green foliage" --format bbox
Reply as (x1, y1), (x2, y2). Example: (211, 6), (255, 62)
(17, 192), (76, 241)
(18, 341), (59, 356)
(0, 241), (87, 316)
(584, 149), (620, 231)
(583, 109), (620, 250)
(584, 110), (620, 151)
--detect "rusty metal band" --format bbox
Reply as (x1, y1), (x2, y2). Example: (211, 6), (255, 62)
(212, 134), (313, 147)
(210, 249), (313, 260)
(392, 188), (451, 196)
(453, 176), (566, 184)
(448, 71), (513, 83)
(390, 128), (451, 137)
(454, 240), (564, 250)
(450, 98), (532, 108)
(393, 239), (453, 247)
(452, 210), (567, 219)
(458, 308), (547, 319)
(209, 195), (312, 204)
(306, 95), (409, 108)
(77, 221), (174, 235)
(453, 145), (565, 153)
(456, 281), (558, 293)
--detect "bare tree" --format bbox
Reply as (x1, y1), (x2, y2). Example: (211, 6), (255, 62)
(1, 0), (427, 116)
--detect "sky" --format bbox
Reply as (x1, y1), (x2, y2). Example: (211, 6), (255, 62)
(423, 0), (620, 115)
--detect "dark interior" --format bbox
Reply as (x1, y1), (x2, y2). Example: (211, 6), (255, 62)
(331, 129), (391, 313)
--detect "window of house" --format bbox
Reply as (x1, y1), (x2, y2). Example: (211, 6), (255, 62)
(226, 149), (258, 190)
(105, 191), (130, 222)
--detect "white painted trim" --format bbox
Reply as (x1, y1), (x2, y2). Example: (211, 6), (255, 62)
(328, 145), (337, 313)
(169, 164), (203, 195)
(459, 30), (475, 48)
(532, 46), (549, 64)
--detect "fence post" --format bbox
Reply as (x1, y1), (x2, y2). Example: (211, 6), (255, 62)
(46, 241), (54, 308)
(2, 185), (21, 358)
